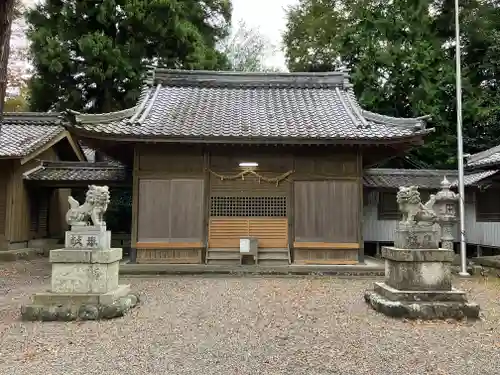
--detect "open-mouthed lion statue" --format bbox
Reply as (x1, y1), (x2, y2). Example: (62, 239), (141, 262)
(396, 186), (437, 225)
(65, 185), (110, 227)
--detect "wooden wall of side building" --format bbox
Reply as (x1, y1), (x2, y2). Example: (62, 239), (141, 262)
(132, 145), (363, 264)
(3, 148), (70, 247)
(363, 188), (466, 247)
(0, 160), (13, 249)
(463, 188), (500, 249)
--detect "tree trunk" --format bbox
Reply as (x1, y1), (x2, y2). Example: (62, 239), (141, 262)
(0, 0), (16, 124)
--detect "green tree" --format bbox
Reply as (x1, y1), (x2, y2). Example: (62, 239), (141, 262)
(220, 19), (283, 72)
(26, 0), (232, 113)
(283, 0), (500, 167)
(434, 0), (500, 155)
(0, 0), (16, 120)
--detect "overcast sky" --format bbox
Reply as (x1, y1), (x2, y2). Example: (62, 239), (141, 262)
(231, 0), (298, 70)
(12, 0), (298, 76)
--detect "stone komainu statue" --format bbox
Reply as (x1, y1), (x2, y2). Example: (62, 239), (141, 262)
(396, 186), (437, 225)
(65, 185), (110, 227)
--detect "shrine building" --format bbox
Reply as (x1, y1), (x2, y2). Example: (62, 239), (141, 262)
(62, 68), (432, 265)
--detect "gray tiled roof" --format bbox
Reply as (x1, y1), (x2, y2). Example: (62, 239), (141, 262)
(463, 170), (499, 185)
(80, 144), (96, 162)
(364, 168), (498, 188)
(79, 143), (123, 166)
(466, 145), (500, 169)
(23, 161), (128, 182)
(66, 69), (432, 142)
(0, 112), (64, 157)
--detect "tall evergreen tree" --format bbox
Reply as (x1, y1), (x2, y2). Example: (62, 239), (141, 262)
(0, 0), (16, 121)
(283, 0), (500, 167)
(26, 0), (232, 113)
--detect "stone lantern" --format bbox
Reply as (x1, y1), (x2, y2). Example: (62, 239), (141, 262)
(434, 176), (459, 250)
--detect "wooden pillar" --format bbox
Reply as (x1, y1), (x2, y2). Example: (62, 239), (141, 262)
(357, 148), (365, 263)
(376, 242), (381, 258)
(130, 146), (139, 263)
(476, 244), (482, 258)
(203, 149), (210, 264)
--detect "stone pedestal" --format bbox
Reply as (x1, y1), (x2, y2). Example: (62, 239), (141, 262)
(21, 226), (138, 321)
(365, 224), (479, 320)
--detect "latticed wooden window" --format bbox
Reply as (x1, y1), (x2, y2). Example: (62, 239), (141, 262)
(210, 196), (287, 217)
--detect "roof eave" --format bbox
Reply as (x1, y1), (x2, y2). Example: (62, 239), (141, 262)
(65, 126), (432, 145)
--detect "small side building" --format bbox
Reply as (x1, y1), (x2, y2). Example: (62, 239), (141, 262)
(65, 68), (432, 266)
(464, 146), (500, 253)
(363, 168), (499, 255)
(0, 113), (85, 250)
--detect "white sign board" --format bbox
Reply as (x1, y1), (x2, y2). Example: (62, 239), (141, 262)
(240, 238), (250, 253)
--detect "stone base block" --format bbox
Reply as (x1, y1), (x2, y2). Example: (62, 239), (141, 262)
(394, 223), (440, 249)
(34, 283), (130, 306)
(21, 285), (138, 321)
(374, 282), (466, 302)
(65, 227), (111, 250)
(50, 248), (123, 294)
(365, 283), (480, 320)
(382, 247), (454, 291)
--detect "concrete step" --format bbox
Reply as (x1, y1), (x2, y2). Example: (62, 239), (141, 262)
(258, 248), (289, 253)
(207, 259), (240, 265)
(258, 259), (290, 266)
(258, 252), (289, 260)
(207, 252), (240, 260)
(206, 248), (241, 265)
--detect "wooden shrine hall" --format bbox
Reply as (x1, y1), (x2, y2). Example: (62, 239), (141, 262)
(62, 68), (432, 266)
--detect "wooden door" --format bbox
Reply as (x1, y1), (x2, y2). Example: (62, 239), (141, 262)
(208, 217), (288, 248)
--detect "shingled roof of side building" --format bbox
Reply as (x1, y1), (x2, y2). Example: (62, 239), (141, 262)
(466, 144), (500, 169)
(363, 168), (499, 189)
(0, 112), (68, 158)
(63, 68), (433, 143)
(23, 160), (128, 182)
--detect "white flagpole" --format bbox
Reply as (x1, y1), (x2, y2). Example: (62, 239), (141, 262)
(455, 0), (469, 276)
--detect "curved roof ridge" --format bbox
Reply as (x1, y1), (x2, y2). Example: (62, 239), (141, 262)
(342, 89), (370, 129)
(68, 86), (151, 125)
(150, 68), (349, 89)
(345, 89), (430, 130)
(335, 87), (362, 129)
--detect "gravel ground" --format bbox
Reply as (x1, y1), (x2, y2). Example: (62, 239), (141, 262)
(0, 259), (500, 375)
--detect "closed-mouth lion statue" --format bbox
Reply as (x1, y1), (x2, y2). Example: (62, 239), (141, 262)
(65, 185), (110, 227)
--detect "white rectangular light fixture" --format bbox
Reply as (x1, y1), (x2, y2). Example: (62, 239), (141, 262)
(239, 162), (258, 167)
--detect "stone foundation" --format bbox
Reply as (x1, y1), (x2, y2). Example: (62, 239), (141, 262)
(364, 282), (479, 320)
(21, 291), (139, 321)
(365, 224), (480, 321)
(21, 225), (138, 322)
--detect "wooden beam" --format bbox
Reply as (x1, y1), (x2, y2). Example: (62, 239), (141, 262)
(295, 260), (358, 265)
(65, 131), (86, 161)
(293, 242), (360, 249)
(136, 242), (204, 249)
